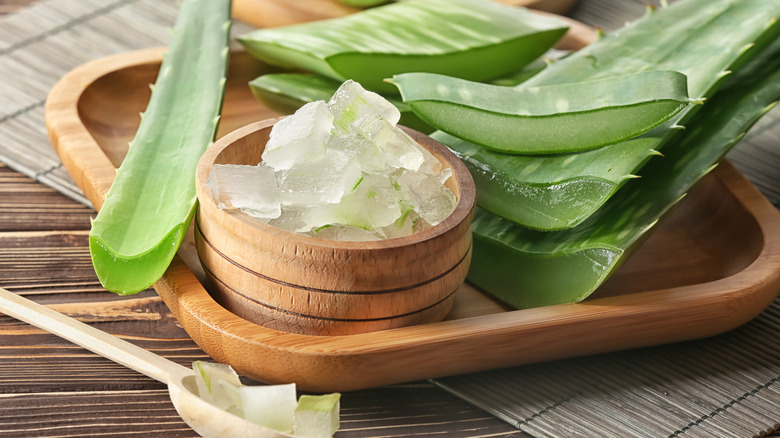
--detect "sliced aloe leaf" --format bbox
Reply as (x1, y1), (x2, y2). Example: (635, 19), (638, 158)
(392, 70), (692, 154)
(434, 0), (780, 230)
(237, 0), (568, 94)
(467, 33), (780, 309)
(248, 73), (432, 133)
(434, 132), (660, 230)
(89, 0), (230, 295)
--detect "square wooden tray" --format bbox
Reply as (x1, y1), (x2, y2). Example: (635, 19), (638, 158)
(45, 47), (780, 392)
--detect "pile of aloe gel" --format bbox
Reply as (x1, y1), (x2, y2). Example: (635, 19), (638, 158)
(238, 0), (780, 310)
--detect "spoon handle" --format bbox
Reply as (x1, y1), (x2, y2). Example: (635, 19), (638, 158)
(0, 286), (192, 383)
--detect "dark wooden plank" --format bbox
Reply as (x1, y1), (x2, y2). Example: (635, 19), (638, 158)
(0, 163), (92, 231)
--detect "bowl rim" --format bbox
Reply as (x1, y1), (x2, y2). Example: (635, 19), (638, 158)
(195, 116), (477, 251)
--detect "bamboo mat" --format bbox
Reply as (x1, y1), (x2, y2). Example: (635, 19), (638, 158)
(1, 1), (779, 437)
(0, 0), (252, 206)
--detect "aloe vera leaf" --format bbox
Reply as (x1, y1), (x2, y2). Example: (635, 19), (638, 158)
(438, 0), (780, 230)
(433, 132), (659, 230)
(248, 73), (432, 133)
(391, 70), (692, 154)
(467, 34), (780, 309)
(88, 0), (230, 295)
(236, 0), (568, 94)
(488, 50), (568, 87)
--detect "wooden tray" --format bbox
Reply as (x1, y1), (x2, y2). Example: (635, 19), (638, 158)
(45, 43), (780, 392)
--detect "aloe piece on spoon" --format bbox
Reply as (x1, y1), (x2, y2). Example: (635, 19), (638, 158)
(88, 0), (230, 295)
(0, 287), (296, 437)
(237, 0), (569, 94)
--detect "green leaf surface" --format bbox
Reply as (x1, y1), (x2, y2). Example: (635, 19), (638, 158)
(434, 132), (659, 230)
(468, 33), (780, 309)
(440, 0), (780, 230)
(248, 73), (432, 133)
(393, 70), (691, 154)
(237, 0), (568, 93)
(88, 0), (231, 295)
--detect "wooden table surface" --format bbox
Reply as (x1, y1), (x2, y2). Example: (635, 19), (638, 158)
(1, 1), (779, 437)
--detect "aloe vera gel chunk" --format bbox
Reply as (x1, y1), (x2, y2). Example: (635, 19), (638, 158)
(193, 361), (243, 417)
(240, 383), (297, 432)
(207, 80), (455, 240)
(237, 0), (569, 93)
(88, 0), (230, 295)
(192, 361), (342, 436)
(294, 393), (341, 438)
(249, 73), (433, 133)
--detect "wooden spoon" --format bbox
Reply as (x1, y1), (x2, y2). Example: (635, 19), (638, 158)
(0, 286), (291, 438)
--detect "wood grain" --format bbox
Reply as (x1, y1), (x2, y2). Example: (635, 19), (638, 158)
(0, 164), (91, 231)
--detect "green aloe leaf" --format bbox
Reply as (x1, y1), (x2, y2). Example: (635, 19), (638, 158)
(88, 0), (231, 295)
(248, 73), (432, 133)
(467, 33), (780, 309)
(434, 132), (660, 230)
(488, 51), (566, 87)
(432, 0), (780, 230)
(392, 70), (692, 154)
(236, 0), (568, 94)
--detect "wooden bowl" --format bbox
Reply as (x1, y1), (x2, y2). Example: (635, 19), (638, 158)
(194, 118), (476, 336)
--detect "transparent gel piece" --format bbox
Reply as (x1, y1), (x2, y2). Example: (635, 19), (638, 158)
(306, 172), (402, 230)
(293, 393), (341, 438)
(329, 79), (400, 133)
(353, 114), (425, 171)
(309, 224), (383, 242)
(326, 133), (389, 173)
(207, 163), (281, 219)
(278, 149), (362, 206)
(393, 169), (457, 226)
(192, 361), (243, 415)
(240, 383), (297, 432)
(264, 204), (311, 233)
(262, 100), (333, 170)
(379, 210), (422, 239)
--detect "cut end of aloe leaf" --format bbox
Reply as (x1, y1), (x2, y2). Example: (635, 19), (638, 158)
(89, 222), (186, 295)
(88, 0), (230, 296)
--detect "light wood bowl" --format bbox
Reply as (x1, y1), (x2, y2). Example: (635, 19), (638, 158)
(194, 118), (476, 335)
